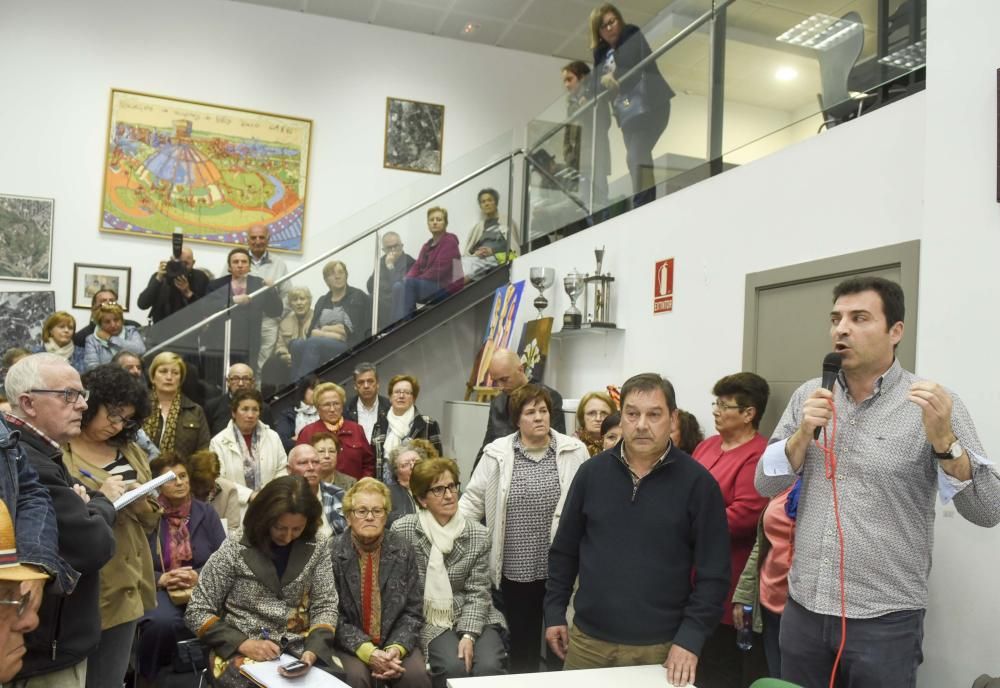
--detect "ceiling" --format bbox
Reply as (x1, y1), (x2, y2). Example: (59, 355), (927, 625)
(228, 0), (905, 111)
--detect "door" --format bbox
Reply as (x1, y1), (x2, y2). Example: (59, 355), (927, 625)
(743, 241), (919, 439)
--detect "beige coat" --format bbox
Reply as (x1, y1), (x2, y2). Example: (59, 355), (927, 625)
(209, 420), (288, 507)
(64, 441), (161, 630)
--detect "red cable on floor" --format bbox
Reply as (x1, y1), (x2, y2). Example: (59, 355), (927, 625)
(813, 398), (847, 688)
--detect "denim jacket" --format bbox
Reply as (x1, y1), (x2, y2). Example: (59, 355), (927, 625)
(0, 416), (76, 593)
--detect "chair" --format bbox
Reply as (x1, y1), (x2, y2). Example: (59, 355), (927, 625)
(816, 11), (868, 131)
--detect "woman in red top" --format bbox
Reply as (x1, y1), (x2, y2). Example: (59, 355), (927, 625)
(391, 206), (463, 324)
(296, 381), (374, 479)
(692, 372), (771, 688)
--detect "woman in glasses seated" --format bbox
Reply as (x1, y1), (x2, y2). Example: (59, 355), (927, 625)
(83, 302), (146, 371)
(185, 476), (341, 687)
(372, 375), (442, 484)
(63, 364), (162, 688)
(386, 439), (438, 526)
(391, 458), (506, 687)
(331, 478), (431, 688)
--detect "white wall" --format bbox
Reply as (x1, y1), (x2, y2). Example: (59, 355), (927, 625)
(0, 0), (566, 324)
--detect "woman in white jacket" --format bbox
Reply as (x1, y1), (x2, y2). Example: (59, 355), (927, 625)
(459, 383), (588, 674)
(208, 387), (287, 510)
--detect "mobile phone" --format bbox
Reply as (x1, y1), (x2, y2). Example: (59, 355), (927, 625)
(279, 659), (309, 675)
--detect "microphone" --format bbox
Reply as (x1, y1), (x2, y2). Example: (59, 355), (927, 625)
(814, 352), (843, 439)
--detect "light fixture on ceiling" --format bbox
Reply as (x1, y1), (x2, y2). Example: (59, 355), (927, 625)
(776, 14), (864, 51)
(462, 22), (480, 35)
(774, 66), (798, 81)
(878, 40), (926, 70)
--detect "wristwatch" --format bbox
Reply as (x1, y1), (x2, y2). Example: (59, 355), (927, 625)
(933, 439), (963, 460)
(462, 633), (476, 642)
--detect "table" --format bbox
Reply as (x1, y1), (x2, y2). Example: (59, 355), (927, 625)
(447, 664), (696, 687)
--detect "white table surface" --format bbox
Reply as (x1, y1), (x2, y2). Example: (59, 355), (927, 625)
(447, 664), (695, 687)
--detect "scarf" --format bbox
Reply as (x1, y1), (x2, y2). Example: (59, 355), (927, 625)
(352, 533), (384, 644)
(324, 416), (345, 434)
(157, 495), (193, 570)
(418, 508), (465, 630)
(383, 406), (415, 458)
(144, 392), (182, 453)
(233, 422), (262, 490)
(44, 339), (75, 360)
(575, 429), (603, 457)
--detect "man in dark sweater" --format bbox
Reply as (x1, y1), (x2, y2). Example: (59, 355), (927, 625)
(5, 354), (120, 684)
(544, 372), (730, 688)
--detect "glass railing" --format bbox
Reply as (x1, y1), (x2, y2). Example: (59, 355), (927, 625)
(141, 0), (926, 398)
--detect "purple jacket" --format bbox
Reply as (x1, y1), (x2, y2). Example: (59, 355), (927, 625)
(148, 498), (227, 578)
(406, 232), (463, 290)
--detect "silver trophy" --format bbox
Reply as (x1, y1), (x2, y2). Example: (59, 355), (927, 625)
(529, 267), (555, 319)
(563, 271), (584, 329)
(584, 245), (616, 327)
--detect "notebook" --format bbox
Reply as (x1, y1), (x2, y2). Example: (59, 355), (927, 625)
(239, 654), (349, 688)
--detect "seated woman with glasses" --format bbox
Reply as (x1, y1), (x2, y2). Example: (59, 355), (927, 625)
(391, 458), (507, 687)
(372, 375), (443, 484)
(574, 390), (617, 456)
(386, 439), (437, 526)
(332, 478), (431, 688)
(63, 364), (161, 688)
(83, 302), (147, 371)
(310, 432), (357, 491)
(185, 475), (341, 687)
(209, 388), (288, 512)
(297, 382), (374, 481)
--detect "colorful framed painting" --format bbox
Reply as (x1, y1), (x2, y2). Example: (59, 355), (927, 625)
(72, 263), (132, 311)
(467, 280), (525, 392)
(0, 193), (54, 282)
(100, 89), (312, 253)
(384, 97), (445, 174)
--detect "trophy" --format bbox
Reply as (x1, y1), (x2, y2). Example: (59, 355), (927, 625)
(529, 267), (555, 319)
(584, 246), (616, 327)
(562, 271), (584, 329)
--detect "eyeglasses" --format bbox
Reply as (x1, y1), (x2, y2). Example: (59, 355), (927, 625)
(711, 400), (744, 412)
(228, 375), (254, 383)
(106, 409), (138, 430)
(382, 243), (403, 253)
(426, 482), (460, 498)
(584, 410), (609, 419)
(392, 390), (414, 397)
(0, 590), (31, 618)
(601, 17), (618, 30)
(351, 507), (386, 519)
(318, 402), (342, 410)
(28, 388), (89, 404)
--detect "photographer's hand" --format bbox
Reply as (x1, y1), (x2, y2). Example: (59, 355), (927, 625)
(156, 261), (168, 282)
(173, 274), (193, 299)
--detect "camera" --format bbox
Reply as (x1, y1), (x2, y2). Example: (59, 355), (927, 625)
(166, 227), (186, 279)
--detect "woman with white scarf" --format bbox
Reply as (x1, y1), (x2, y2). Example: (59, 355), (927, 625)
(31, 311), (86, 372)
(374, 374), (443, 483)
(391, 458), (506, 687)
(209, 387), (287, 510)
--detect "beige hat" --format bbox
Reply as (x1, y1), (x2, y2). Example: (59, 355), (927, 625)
(0, 500), (49, 582)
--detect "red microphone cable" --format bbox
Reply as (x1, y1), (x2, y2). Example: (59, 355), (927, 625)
(813, 398), (847, 688)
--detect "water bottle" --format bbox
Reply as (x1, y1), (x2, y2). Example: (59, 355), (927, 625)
(736, 604), (753, 651)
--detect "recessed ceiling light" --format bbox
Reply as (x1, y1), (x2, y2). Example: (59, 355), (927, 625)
(775, 66), (798, 81)
(462, 22), (480, 34)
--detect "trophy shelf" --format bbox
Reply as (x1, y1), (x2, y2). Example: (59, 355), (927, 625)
(551, 325), (626, 340)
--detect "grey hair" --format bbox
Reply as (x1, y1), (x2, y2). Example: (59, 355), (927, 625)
(386, 439), (431, 477)
(353, 362), (377, 378)
(286, 286), (312, 303)
(6, 353), (68, 413)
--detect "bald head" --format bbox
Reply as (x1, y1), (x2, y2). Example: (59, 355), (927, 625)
(288, 445), (321, 490)
(489, 349), (528, 393)
(226, 363), (255, 394)
(247, 225), (269, 258)
(179, 247), (195, 270)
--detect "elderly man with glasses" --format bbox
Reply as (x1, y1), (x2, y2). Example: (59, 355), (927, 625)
(3, 353), (120, 686)
(367, 231), (415, 332)
(205, 363), (276, 435)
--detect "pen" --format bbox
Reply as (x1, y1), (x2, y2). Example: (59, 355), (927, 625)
(78, 468), (97, 481)
(261, 628), (270, 641)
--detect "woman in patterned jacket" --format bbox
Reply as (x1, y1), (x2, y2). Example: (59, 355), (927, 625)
(391, 458), (507, 687)
(185, 475), (341, 686)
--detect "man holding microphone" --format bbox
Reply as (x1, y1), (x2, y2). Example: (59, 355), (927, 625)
(755, 276), (1000, 688)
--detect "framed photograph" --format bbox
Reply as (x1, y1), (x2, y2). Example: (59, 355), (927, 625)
(383, 97), (445, 174)
(100, 89), (312, 253)
(0, 193), (54, 282)
(0, 291), (55, 354)
(72, 263), (132, 311)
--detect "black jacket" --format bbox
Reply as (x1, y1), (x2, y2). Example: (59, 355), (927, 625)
(136, 267), (210, 324)
(544, 443), (730, 655)
(308, 287), (372, 348)
(13, 424), (116, 679)
(343, 394), (391, 427)
(476, 383), (565, 464)
(593, 23), (674, 114)
(366, 253), (415, 330)
(372, 410), (443, 483)
(204, 274), (283, 369)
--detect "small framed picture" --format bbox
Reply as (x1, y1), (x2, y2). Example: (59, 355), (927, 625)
(383, 97), (445, 174)
(72, 263), (132, 311)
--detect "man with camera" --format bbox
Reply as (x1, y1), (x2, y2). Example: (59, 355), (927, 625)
(137, 244), (209, 324)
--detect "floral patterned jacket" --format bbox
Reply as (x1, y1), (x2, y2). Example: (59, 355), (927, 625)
(185, 532), (338, 667)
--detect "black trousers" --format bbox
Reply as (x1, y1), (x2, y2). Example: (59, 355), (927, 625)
(499, 577), (561, 674)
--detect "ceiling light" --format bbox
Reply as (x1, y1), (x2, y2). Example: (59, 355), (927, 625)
(774, 66), (798, 81)
(878, 40), (926, 70)
(776, 14), (864, 51)
(462, 22), (480, 34)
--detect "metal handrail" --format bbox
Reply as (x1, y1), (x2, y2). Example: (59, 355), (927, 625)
(145, 149), (521, 357)
(528, 0), (735, 153)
